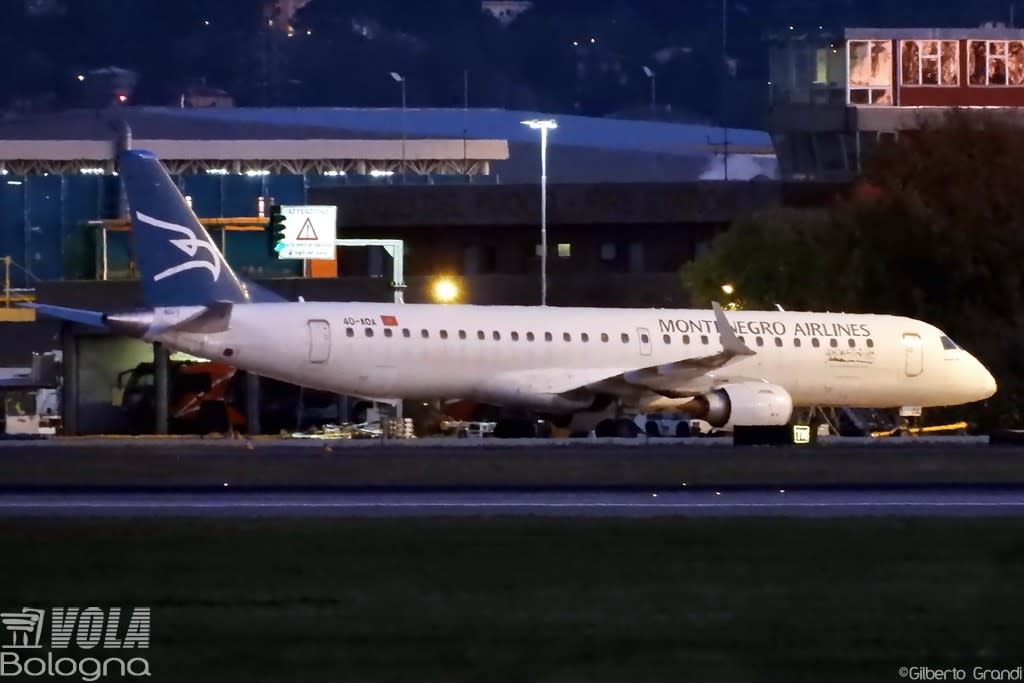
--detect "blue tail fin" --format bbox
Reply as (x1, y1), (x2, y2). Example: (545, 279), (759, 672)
(118, 150), (251, 307)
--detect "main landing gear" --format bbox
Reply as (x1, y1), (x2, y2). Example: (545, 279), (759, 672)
(593, 418), (641, 438)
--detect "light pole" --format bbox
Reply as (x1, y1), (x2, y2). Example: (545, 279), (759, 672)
(389, 71), (406, 181)
(520, 119), (557, 306)
(642, 65), (656, 119)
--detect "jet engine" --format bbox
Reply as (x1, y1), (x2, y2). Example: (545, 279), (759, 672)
(688, 382), (793, 429)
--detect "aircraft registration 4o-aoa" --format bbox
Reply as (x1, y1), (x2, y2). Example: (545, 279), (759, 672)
(29, 151), (997, 435)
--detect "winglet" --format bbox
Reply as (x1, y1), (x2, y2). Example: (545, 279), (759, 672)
(712, 301), (756, 356)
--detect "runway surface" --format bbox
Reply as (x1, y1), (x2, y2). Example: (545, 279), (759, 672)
(3, 488), (1024, 517)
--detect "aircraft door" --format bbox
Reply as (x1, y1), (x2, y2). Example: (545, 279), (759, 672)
(637, 327), (652, 356)
(902, 333), (923, 377)
(308, 320), (331, 363)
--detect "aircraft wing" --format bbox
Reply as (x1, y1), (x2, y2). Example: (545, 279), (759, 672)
(484, 302), (756, 400)
(615, 302), (755, 394)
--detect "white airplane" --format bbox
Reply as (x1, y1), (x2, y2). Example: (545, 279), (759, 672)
(31, 151), (997, 433)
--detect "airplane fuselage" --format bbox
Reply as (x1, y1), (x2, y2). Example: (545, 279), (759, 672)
(158, 302), (996, 411)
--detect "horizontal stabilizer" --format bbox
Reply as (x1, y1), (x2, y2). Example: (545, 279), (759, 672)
(22, 303), (107, 329)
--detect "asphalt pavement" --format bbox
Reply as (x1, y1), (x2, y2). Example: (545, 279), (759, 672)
(3, 487), (1024, 517)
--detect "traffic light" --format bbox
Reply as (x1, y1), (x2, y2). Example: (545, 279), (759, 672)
(267, 204), (287, 256)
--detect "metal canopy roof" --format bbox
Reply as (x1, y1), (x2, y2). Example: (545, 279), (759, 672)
(0, 108), (508, 176)
(0, 139), (506, 175)
(0, 106), (777, 181)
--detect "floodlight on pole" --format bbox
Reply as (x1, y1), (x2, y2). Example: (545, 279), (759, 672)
(520, 118), (558, 306)
(642, 65), (656, 118)
(390, 72), (407, 181)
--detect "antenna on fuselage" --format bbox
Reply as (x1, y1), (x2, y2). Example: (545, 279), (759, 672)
(775, 304), (784, 312)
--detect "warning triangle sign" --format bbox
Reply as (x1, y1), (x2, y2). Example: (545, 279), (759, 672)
(296, 217), (318, 241)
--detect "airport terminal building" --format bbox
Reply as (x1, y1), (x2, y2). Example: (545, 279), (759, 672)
(0, 105), (778, 294)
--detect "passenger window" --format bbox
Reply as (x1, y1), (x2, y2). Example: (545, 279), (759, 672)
(812, 338), (820, 348)
(493, 331), (501, 341)
(526, 332), (535, 341)
(794, 338), (801, 347)
(621, 333), (630, 343)
(477, 330), (485, 340)
(682, 334), (690, 345)
(640, 333), (649, 344)
(867, 339), (874, 348)
(384, 328), (393, 338)
(511, 331), (519, 341)
(700, 335), (708, 345)
(440, 330), (448, 340)
(421, 329), (429, 338)
(774, 337), (782, 347)
(365, 328), (374, 337)
(601, 333), (609, 342)
(756, 336), (764, 347)
(848, 338), (856, 348)
(402, 328), (411, 338)
(829, 338), (838, 348)
(581, 333), (589, 343)
(563, 332), (571, 342)
(458, 330), (466, 340)
(544, 332), (553, 342)
(738, 336), (745, 344)
(662, 334), (671, 344)
(346, 328), (354, 337)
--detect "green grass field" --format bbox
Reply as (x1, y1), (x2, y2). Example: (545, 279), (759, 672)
(1, 517), (1022, 682)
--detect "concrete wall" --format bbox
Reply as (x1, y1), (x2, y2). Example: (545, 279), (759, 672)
(311, 181), (782, 228)
(0, 320), (61, 365)
(71, 334), (153, 435)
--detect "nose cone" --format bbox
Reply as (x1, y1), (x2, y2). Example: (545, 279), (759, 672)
(971, 357), (997, 402)
(979, 365), (998, 400)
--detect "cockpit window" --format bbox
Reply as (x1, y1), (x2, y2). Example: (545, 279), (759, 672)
(940, 335), (960, 351)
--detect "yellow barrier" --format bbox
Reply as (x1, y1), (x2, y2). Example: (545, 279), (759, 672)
(870, 421), (969, 438)
(0, 308), (35, 322)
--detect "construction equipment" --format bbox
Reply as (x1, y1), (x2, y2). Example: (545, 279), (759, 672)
(116, 360), (243, 434)
(3, 388), (60, 436)
(115, 359), (341, 435)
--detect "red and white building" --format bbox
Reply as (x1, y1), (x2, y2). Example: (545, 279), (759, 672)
(769, 27), (1024, 179)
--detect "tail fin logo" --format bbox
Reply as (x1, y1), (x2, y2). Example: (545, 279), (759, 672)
(135, 211), (221, 283)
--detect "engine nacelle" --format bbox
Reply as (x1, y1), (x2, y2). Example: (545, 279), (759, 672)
(695, 382), (793, 429)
